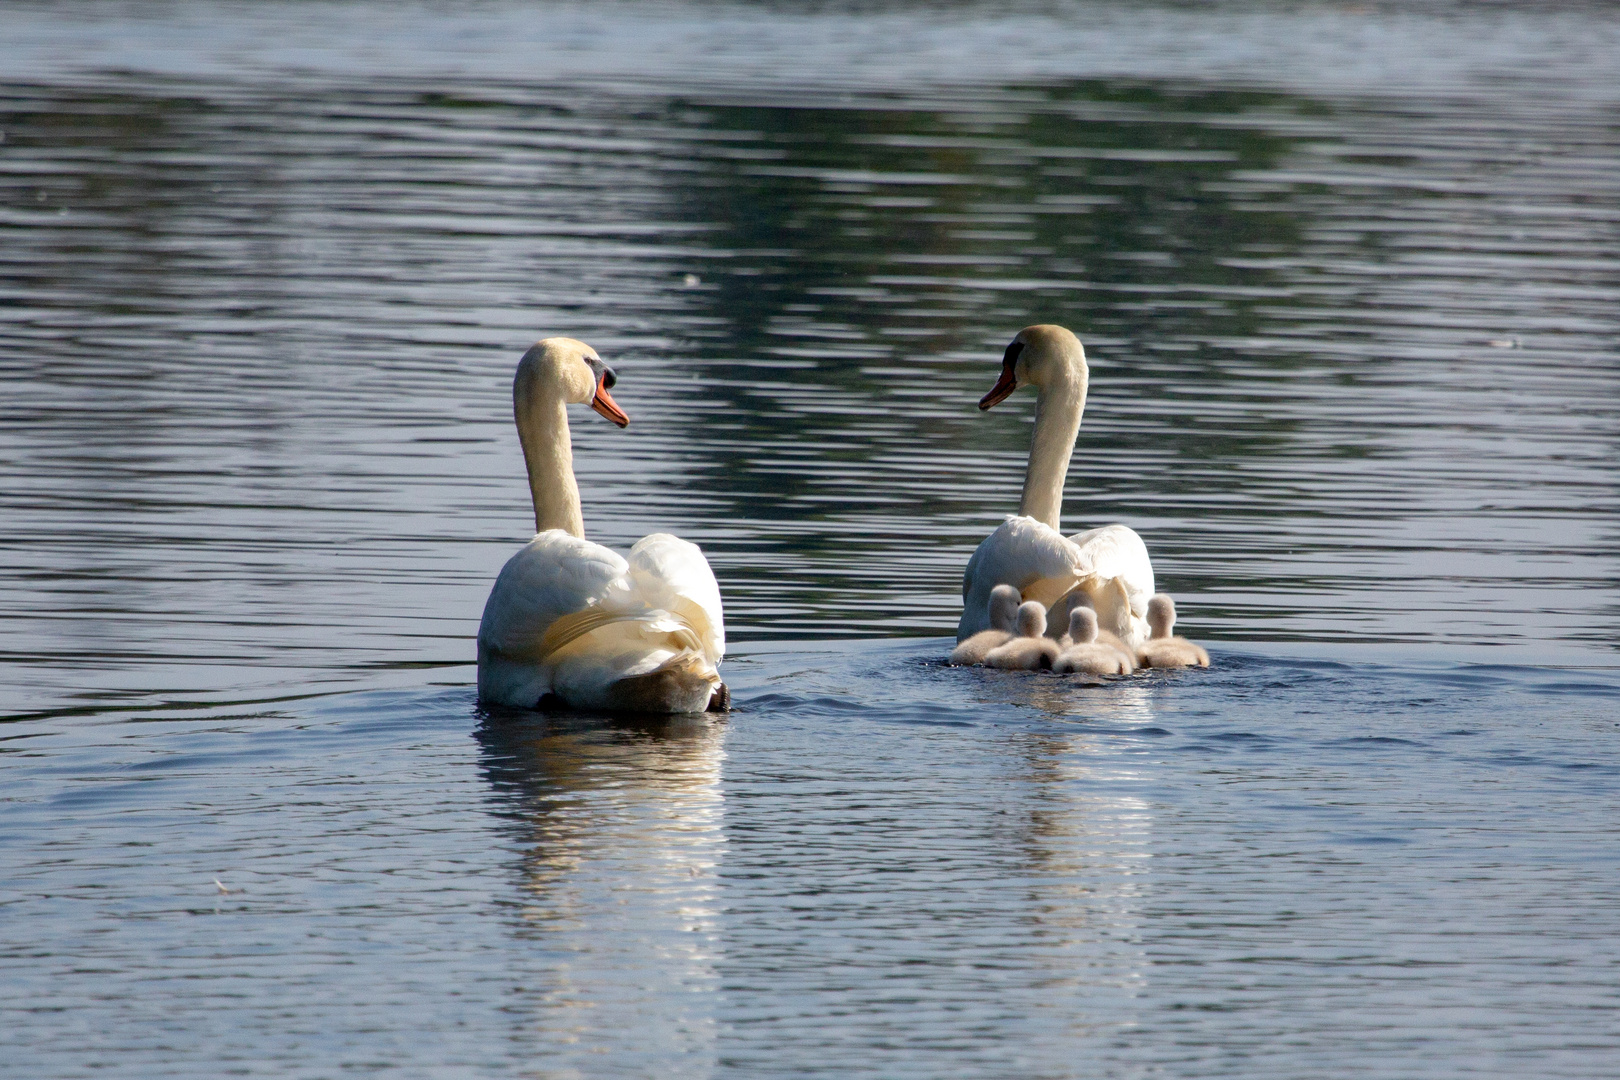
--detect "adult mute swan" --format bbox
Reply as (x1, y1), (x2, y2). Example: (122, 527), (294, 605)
(477, 338), (727, 713)
(957, 325), (1155, 650)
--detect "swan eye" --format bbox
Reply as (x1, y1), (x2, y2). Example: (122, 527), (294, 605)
(1001, 340), (1025, 367)
(584, 355), (617, 388)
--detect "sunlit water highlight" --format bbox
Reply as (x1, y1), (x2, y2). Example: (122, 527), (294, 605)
(2, 2), (1618, 1075)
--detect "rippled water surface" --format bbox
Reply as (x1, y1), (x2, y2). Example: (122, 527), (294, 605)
(3, 1), (1619, 1075)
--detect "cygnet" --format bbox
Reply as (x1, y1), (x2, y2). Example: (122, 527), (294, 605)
(1135, 594), (1210, 669)
(948, 584), (1023, 666)
(1053, 607), (1131, 675)
(984, 601), (1059, 671)
(1050, 588), (1136, 672)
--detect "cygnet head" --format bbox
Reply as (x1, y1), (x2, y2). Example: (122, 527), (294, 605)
(1066, 606), (1098, 645)
(1014, 600), (1048, 638)
(515, 337), (629, 428)
(978, 324), (1088, 411)
(1146, 593), (1177, 639)
(988, 584), (1022, 633)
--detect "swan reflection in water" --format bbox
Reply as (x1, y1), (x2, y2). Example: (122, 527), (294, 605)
(476, 708), (727, 1077)
(966, 667), (1160, 1015)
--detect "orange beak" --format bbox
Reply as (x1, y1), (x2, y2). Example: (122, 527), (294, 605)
(979, 361), (1019, 410)
(591, 376), (629, 427)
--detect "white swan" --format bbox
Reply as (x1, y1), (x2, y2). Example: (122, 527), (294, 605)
(1136, 594), (1210, 670)
(947, 583), (1021, 666)
(957, 325), (1155, 650)
(476, 338), (726, 713)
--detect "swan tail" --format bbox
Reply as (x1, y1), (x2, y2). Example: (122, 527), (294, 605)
(599, 648), (721, 714)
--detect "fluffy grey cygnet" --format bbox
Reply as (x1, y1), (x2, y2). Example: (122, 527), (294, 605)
(985, 601), (1060, 671)
(1054, 608), (1131, 675)
(1050, 589), (1136, 671)
(1135, 594), (1210, 669)
(948, 584), (1022, 666)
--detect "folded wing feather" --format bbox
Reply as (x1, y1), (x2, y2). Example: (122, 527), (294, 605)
(478, 531), (629, 664)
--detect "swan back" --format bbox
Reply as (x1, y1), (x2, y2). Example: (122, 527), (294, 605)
(477, 530), (726, 710)
(626, 533), (726, 663)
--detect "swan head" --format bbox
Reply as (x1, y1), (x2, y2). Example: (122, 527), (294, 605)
(1146, 593), (1176, 639)
(988, 584), (1022, 633)
(979, 324), (1088, 410)
(1066, 606), (1098, 645)
(1014, 600), (1048, 638)
(515, 337), (629, 428)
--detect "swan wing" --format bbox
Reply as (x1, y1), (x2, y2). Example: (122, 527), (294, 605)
(957, 515), (1084, 641)
(477, 529), (630, 667)
(625, 532), (726, 665)
(1067, 524), (1155, 645)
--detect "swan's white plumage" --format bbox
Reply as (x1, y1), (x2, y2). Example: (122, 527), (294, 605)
(1066, 523), (1155, 646)
(625, 532), (726, 663)
(479, 530), (627, 663)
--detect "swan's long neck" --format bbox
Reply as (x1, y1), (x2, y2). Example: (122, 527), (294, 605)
(1018, 369), (1086, 532)
(516, 395), (585, 538)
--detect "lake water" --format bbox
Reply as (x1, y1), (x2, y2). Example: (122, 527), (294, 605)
(2, 2), (1618, 1075)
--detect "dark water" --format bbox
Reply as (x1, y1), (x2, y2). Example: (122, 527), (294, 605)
(3, 2), (1619, 1075)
